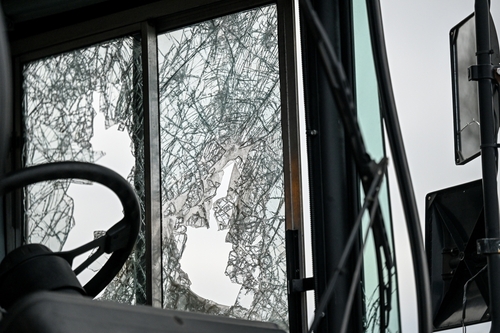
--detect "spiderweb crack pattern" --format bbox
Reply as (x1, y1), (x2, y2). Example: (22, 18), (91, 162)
(23, 36), (146, 304)
(158, 5), (288, 329)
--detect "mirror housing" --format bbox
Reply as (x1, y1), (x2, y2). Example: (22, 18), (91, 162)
(450, 13), (500, 165)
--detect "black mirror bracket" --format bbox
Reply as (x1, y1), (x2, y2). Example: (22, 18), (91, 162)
(468, 63), (500, 84)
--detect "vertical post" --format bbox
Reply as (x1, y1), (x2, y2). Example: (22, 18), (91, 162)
(475, 1), (500, 331)
(142, 21), (163, 308)
(299, 0), (363, 332)
(276, 0), (308, 331)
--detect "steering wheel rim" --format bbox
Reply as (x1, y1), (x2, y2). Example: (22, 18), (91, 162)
(0, 161), (141, 297)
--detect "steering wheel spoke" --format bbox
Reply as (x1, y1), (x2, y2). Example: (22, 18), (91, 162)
(57, 236), (107, 275)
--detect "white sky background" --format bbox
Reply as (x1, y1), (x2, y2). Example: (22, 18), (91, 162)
(380, 1), (500, 332)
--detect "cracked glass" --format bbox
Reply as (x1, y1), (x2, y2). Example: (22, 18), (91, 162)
(157, 4), (288, 329)
(22, 35), (147, 304)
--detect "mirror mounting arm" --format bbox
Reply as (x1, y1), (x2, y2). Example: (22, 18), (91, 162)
(468, 64), (500, 83)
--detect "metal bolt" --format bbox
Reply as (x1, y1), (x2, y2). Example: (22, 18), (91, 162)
(310, 129), (318, 136)
(496, 67), (500, 75)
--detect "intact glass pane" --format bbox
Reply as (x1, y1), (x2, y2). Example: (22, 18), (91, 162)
(353, 0), (401, 331)
(157, 4), (288, 329)
(22, 36), (147, 304)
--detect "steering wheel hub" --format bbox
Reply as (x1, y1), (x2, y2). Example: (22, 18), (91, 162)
(0, 244), (85, 310)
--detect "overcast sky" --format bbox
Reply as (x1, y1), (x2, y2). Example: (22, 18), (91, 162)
(381, 1), (500, 332)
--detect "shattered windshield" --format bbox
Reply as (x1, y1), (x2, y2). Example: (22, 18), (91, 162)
(22, 36), (147, 304)
(157, 4), (288, 329)
(21, 4), (288, 327)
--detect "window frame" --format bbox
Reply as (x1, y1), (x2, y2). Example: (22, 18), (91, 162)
(6, 0), (307, 331)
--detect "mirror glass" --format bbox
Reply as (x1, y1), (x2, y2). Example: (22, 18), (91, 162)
(451, 14), (500, 165)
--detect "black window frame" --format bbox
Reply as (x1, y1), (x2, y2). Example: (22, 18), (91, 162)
(4, 0), (308, 331)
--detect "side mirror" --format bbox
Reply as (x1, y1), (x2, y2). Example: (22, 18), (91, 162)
(426, 180), (488, 330)
(450, 13), (500, 165)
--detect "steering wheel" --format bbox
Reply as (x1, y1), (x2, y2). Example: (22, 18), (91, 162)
(0, 161), (141, 298)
